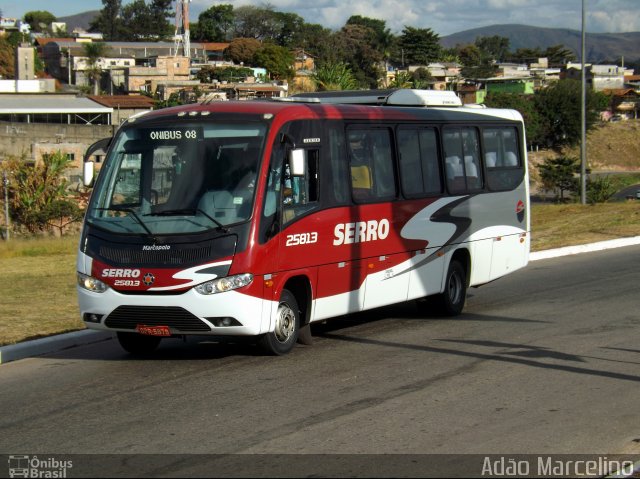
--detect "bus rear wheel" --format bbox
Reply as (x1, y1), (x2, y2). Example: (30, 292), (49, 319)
(259, 289), (300, 355)
(117, 332), (161, 355)
(434, 259), (467, 316)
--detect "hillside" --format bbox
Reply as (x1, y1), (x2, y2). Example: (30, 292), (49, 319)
(57, 11), (99, 32)
(441, 24), (640, 63)
(528, 120), (640, 190)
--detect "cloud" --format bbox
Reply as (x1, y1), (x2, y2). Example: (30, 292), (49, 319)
(158, 0), (640, 36)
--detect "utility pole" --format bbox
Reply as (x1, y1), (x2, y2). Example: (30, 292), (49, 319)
(2, 169), (10, 241)
(580, 0), (587, 205)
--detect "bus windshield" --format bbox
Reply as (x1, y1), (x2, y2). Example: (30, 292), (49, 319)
(87, 121), (267, 235)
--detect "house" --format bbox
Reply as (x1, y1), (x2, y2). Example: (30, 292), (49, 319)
(87, 94), (155, 125)
(564, 63), (631, 91)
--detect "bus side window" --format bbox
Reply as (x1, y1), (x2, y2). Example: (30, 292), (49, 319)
(398, 127), (441, 197)
(348, 128), (395, 203)
(443, 127), (482, 193)
(483, 127), (523, 191)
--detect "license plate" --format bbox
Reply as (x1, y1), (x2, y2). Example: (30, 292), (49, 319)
(136, 325), (171, 337)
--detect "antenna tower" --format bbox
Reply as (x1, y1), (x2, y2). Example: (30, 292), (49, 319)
(174, 0), (191, 58)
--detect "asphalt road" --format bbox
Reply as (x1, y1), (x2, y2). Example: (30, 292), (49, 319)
(1, 245), (639, 477)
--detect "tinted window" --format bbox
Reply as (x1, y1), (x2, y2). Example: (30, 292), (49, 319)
(483, 127), (524, 191)
(398, 127), (442, 197)
(443, 127), (483, 194)
(347, 128), (396, 203)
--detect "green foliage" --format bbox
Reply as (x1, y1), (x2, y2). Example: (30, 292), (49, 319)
(535, 79), (609, 149)
(0, 37), (14, 79)
(83, 42), (108, 95)
(388, 71), (413, 88)
(335, 24), (384, 88)
(586, 176), (617, 204)
(484, 92), (544, 146)
(539, 156), (580, 202)
(41, 199), (84, 236)
(252, 44), (295, 80)
(397, 26), (441, 66)
(224, 38), (262, 65)
(475, 35), (510, 63)
(196, 66), (255, 83)
(23, 10), (56, 33)
(5, 152), (82, 234)
(90, 0), (126, 41)
(311, 62), (358, 91)
(91, 0), (172, 41)
(193, 4), (234, 42)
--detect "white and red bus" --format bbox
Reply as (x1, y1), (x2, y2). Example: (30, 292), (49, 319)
(77, 89), (530, 355)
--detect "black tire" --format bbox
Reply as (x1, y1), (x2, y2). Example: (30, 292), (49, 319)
(117, 332), (161, 355)
(258, 289), (300, 355)
(434, 259), (467, 316)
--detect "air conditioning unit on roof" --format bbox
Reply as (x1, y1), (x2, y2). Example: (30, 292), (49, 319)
(282, 89), (462, 107)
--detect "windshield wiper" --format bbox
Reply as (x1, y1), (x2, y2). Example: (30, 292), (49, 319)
(95, 206), (154, 237)
(146, 208), (228, 233)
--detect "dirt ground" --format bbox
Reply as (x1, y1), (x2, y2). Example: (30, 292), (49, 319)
(528, 119), (640, 191)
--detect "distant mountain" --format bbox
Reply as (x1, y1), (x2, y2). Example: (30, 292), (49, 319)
(441, 24), (640, 64)
(57, 10), (99, 32)
(54, 12), (640, 65)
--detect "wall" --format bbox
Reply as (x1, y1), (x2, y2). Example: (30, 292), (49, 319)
(0, 122), (115, 180)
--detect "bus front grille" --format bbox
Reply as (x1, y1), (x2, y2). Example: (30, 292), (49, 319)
(98, 245), (212, 266)
(105, 306), (211, 332)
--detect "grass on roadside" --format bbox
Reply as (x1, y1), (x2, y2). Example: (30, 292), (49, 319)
(1, 201), (639, 345)
(0, 236), (83, 346)
(530, 201), (640, 251)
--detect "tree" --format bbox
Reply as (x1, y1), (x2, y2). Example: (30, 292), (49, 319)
(224, 38), (262, 65)
(311, 62), (357, 91)
(398, 26), (441, 66)
(485, 92), (544, 147)
(252, 43), (295, 80)
(456, 44), (482, 67)
(475, 35), (510, 63)
(336, 24), (384, 88)
(233, 5), (281, 41)
(0, 37), (14, 79)
(119, 0), (173, 41)
(535, 79), (608, 149)
(89, 0), (125, 41)
(6, 152), (80, 234)
(543, 44), (576, 65)
(23, 11), (56, 34)
(83, 42), (108, 95)
(538, 156), (580, 202)
(197, 66), (254, 83)
(193, 4), (234, 42)
(42, 199), (84, 236)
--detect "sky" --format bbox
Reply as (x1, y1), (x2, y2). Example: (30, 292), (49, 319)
(0, 0), (639, 36)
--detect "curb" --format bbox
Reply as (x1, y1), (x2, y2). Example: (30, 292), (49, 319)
(0, 330), (112, 365)
(529, 236), (640, 261)
(1, 236), (639, 366)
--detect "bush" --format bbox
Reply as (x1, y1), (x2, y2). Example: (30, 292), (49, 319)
(586, 175), (617, 204)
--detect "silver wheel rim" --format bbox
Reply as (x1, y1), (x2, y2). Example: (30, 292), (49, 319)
(274, 301), (296, 343)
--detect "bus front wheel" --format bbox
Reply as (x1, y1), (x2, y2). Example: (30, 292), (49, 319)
(435, 259), (467, 316)
(259, 289), (300, 355)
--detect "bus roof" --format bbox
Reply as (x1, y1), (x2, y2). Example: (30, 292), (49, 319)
(130, 93), (523, 126)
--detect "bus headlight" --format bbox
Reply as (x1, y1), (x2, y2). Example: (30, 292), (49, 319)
(195, 273), (253, 295)
(77, 272), (108, 293)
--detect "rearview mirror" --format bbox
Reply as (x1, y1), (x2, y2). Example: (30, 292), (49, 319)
(289, 149), (306, 177)
(83, 161), (95, 187)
